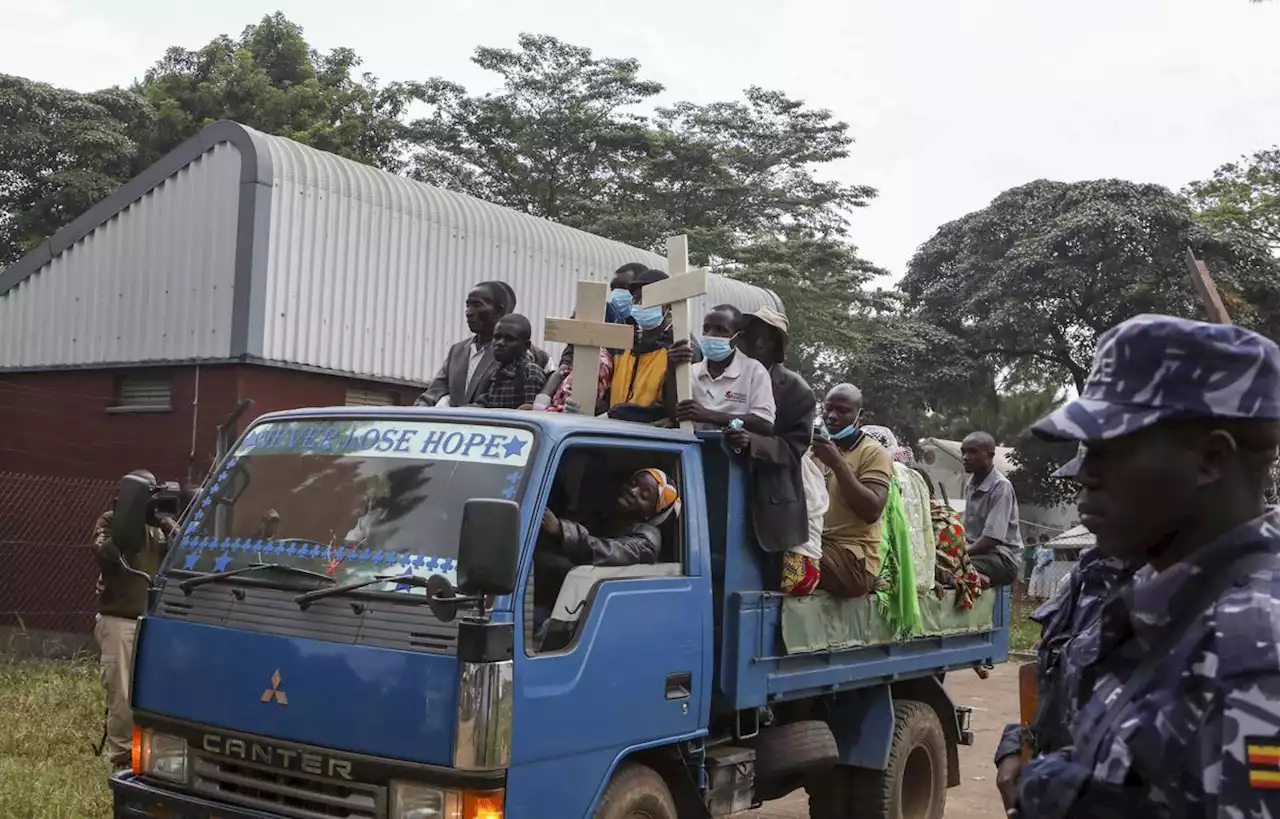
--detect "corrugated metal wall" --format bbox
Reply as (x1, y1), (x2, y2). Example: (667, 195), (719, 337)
(0, 144), (241, 369)
(257, 135), (782, 383)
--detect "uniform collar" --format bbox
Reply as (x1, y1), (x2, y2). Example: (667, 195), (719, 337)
(1124, 508), (1280, 647)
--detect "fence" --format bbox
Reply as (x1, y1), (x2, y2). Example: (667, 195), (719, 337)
(0, 472), (118, 635)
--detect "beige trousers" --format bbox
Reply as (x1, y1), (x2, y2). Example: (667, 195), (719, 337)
(95, 614), (138, 763)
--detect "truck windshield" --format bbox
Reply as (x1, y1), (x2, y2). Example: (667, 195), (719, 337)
(171, 418), (535, 593)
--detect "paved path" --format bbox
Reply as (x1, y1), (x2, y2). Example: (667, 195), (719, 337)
(747, 662), (1019, 819)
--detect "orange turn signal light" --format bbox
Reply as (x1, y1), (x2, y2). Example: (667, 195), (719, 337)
(464, 789), (504, 819)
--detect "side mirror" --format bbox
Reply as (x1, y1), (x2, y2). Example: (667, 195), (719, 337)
(457, 498), (521, 597)
(111, 474), (152, 557)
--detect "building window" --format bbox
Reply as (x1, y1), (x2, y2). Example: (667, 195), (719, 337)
(109, 373), (172, 413)
(345, 387), (399, 407)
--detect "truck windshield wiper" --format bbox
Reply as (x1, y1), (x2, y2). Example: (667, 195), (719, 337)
(294, 573), (431, 610)
(177, 563), (338, 595)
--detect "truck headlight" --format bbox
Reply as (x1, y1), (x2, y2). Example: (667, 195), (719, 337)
(131, 726), (189, 784)
(389, 782), (504, 819)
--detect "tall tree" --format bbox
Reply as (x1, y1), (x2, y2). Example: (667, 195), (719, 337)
(900, 179), (1280, 394)
(1185, 147), (1280, 253)
(0, 75), (154, 266)
(408, 33), (661, 232)
(135, 13), (422, 172)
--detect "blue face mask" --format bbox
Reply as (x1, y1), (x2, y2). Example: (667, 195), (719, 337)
(820, 411), (863, 441)
(701, 336), (735, 363)
(632, 304), (664, 331)
(609, 288), (633, 320)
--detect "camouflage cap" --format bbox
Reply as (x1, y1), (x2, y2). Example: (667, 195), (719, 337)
(1032, 314), (1280, 442)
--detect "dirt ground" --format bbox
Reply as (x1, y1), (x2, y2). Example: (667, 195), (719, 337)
(748, 661), (1019, 819)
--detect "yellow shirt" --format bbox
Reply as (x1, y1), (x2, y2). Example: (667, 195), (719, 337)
(820, 435), (894, 574)
(609, 348), (669, 408)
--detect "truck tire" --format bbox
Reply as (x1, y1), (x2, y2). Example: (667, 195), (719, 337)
(594, 762), (677, 819)
(753, 720), (839, 784)
(805, 701), (947, 819)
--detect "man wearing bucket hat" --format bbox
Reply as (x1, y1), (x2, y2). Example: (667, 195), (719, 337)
(725, 307), (824, 592)
(994, 442), (1141, 812)
(1012, 314), (1280, 819)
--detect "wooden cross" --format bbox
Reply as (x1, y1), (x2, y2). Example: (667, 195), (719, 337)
(639, 235), (709, 432)
(1184, 247), (1232, 324)
(544, 280), (634, 414)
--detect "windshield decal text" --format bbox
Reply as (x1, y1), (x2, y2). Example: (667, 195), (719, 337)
(236, 422), (532, 467)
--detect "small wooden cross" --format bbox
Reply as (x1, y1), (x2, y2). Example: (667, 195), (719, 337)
(1184, 247), (1232, 324)
(544, 280), (634, 414)
(639, 235), (709, 432)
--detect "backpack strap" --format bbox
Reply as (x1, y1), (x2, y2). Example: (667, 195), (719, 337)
(1078, 549), (1278, 770)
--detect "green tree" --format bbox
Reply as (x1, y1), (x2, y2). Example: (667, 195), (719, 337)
(135, 13), (423, 172)
(1185, 147), (1280, 253)
(0, 74), (154, 266)
(1008, 434), (1079, 509)
(408, 33), (661, 232)
(899, 179), (1280, 394)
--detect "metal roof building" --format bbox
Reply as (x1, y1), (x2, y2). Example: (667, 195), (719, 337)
(0, 121), (783, 384)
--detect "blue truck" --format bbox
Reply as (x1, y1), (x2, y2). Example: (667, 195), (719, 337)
(110, 407), (1009, 819)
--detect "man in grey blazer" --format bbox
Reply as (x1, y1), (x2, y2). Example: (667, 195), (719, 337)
(416, 282), (510, 408)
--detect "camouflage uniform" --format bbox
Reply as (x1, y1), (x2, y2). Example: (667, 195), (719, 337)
(993, 546), (1138, 763)
(1013, 314), (1280, 819)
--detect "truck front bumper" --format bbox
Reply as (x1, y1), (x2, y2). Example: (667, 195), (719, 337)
(110, 771), (279, 819)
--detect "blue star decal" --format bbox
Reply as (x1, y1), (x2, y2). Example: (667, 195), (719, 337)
(505, 471), (521, 485)
(213, 552), (233, 572)
(393, 567), (415, 592)
(371, 551), (387, 565)
(284, 543), (298, 556)
(200, 497), (212, 509)
(501, 436), (527, 458)
(501, 485), (517, 499)
(183, 552), (201, 570)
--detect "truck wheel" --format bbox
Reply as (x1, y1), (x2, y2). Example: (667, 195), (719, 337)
(805, 701), (947, 819)
(594, 762), (677, 819)
(753, 720), (839, 783)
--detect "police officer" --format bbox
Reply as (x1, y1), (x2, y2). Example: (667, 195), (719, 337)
(1015, 314), (1280, 818)
(993, 444), (1140, 811)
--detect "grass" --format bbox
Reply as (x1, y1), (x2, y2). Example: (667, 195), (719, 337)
(1009, 583), (1041, 653)
(0, 658), (111, 819)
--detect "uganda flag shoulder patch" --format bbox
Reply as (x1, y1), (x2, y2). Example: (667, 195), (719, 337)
(1246, 738), (1280, 789)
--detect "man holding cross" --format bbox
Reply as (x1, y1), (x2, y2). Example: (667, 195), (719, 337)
(603, 267), (701, 425)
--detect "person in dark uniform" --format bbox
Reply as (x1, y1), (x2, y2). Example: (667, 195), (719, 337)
(994, 444), (1141, 811)
(1014, 314), (1280, 819)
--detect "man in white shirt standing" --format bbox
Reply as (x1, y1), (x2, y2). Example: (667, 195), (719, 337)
(676, 305), (776, 434)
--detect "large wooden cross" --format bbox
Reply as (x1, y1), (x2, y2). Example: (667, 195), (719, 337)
(639, 235), (709, 432)
(1184, 247), (1232, 324)
(544, 281), (634, 414)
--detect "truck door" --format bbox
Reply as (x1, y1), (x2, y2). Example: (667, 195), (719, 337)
(505, 436), (712, 818)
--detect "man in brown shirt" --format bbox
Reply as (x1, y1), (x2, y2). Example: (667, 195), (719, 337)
(811, 384), (893, 597)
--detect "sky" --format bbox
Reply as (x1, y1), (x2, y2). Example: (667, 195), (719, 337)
(3, 0), (1279, 286)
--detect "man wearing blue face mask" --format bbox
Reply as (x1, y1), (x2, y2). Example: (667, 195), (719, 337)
(676, 305), (775, 435)
(811, 383), (893, 598)
(605, 268), (702, 424)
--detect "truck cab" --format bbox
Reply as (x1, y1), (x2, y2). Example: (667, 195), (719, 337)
(111, 407), (1008, 819)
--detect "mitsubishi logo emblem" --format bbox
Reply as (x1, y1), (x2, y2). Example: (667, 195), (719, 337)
(261, 668), (288, 705)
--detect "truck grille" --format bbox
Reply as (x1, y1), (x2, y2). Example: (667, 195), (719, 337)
(192, 753), (385, 819)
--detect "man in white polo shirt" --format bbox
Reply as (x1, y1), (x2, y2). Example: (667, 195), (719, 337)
(675, 304), (776, 434)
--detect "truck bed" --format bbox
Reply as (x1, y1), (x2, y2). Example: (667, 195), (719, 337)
(699, 434), (1011, 711)
(718, 586), (1009, 710)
